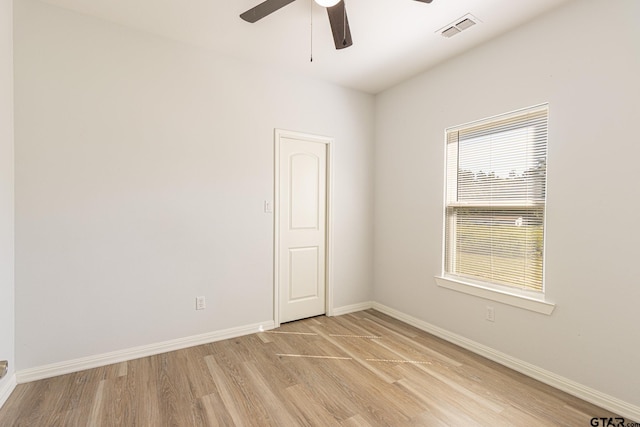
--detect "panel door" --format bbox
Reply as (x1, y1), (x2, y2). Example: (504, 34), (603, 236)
(278, 136), (327, 323)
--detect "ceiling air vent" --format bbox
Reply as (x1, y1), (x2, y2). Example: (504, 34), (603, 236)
(442, 27), (461, 38)
(438, 14), (479, 38)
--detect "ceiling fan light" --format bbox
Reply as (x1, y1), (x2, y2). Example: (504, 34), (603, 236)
(314, 0), (340, 7)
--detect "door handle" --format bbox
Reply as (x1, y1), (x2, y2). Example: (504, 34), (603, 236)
(0, 360), (7, 379)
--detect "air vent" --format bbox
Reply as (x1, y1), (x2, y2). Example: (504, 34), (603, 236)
(438, 14), (479, 38)
(442, 27), (461, 38)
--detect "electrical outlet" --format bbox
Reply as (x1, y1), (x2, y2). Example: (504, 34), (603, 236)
(486, 306), (495, 322)
(196, 296), (206, 310)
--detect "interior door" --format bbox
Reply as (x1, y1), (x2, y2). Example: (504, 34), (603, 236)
(277, 134), (327, 323)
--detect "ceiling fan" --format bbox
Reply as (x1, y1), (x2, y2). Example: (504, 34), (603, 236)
(240, 0), (434, 50)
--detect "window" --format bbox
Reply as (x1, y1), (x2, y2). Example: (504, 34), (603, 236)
(443, 104), (548, 294)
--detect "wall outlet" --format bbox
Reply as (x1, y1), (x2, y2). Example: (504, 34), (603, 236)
(486, 306), (495, 322)
(196, 296), (206, 310)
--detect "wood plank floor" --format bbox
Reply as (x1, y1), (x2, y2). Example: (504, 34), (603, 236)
(0, 310), (618, 426)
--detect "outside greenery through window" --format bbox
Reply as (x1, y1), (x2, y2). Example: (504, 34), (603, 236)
(444, 104), (548, 293)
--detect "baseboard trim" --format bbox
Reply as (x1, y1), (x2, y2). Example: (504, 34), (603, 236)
(13, 304), (639, 422)
(15, 301), (377, 385)
(0, 374), (17, 409)
(331, 301), (374, 317)
(371, 302), (640, 423)
(16, 320), (276, 384)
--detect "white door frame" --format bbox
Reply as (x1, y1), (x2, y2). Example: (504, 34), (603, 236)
(274, 129), (334, 327)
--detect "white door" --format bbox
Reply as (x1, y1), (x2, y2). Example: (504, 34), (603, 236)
(277, 132), (328, 323)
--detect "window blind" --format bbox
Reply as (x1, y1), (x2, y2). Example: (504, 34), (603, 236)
(444, 105), (548, 292)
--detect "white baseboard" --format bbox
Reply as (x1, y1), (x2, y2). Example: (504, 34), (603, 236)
(372, 302), (640, 423)
(0, 374), (17, 410)
(15, 300), (377, 385)
(12, 303), (639, 422)
(16, 320), (276, 384)
(331, 301), (373, 317)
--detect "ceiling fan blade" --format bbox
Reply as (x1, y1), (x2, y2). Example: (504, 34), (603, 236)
(414, 0), (433, 3)
(240, 0), (297, 23)
(326, 1), (352, 50)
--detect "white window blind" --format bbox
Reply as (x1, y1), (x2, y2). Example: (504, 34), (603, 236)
(444, 104), (548, 292)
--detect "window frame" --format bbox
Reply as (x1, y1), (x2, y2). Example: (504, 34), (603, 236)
(436, 104), (555, 315)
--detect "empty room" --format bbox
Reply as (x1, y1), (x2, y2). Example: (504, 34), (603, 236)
(1, 0), (639, 425)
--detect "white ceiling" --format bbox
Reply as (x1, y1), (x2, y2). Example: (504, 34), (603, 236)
(38, 0), (571, 94)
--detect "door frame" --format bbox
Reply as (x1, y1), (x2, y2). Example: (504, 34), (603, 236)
(273, 129), (334, 327)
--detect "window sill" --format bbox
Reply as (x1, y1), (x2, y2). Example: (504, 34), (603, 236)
(434, 276), (555, 315)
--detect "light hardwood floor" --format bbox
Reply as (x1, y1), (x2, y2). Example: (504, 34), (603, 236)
(0, 310), (618, 426)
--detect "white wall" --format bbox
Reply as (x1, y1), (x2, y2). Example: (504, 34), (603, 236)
(374, 0), (640, 409)
(14, 0), (374, 370)
(12, 0), (639, 415)
(0, 0), (15, 402)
